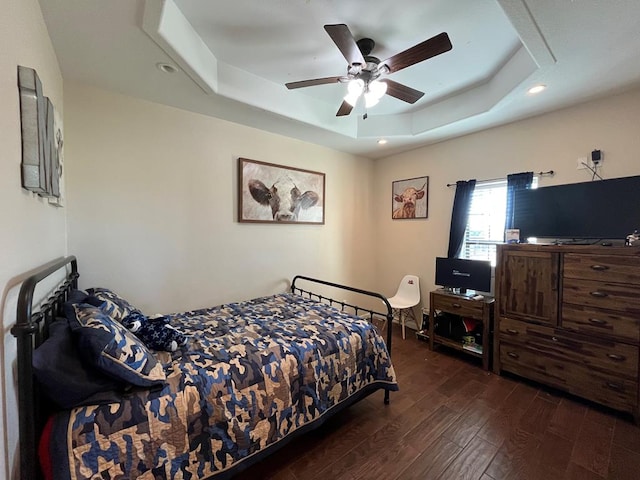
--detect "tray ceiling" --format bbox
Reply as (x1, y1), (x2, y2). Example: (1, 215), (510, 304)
(38, 0), (640, 158)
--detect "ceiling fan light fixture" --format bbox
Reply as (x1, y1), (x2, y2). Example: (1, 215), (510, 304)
(344, 92), (360, 107)
(347, 79), (365, 96)
(363, 80), (387, 108)
(344, 79), (365, 106)
(364, 91), (381, 108)
(286, 24), (451, 117)
(369, 79), (387, 98)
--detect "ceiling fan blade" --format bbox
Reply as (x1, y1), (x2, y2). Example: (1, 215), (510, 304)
(381, 79), (425, 104)
(336, 100), (353, 117)
(324, 24), (366, 67)
(381, 32), (452, 74)
(286, 76), (344, 89)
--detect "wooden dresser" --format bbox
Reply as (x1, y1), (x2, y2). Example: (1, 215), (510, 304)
(494, 244), (640, 420)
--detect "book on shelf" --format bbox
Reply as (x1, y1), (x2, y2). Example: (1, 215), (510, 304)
(462, 343), (483, 354)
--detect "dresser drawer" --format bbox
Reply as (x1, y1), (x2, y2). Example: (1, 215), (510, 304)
(562, 304), (640, 344)
(563, 253), (640, 285)
(500, 342), (638, 413)
(499, 316), (552, 339)
(431, 295), (484, 319)
(499, 317), (639, 379)
(563, 278), (640, 312)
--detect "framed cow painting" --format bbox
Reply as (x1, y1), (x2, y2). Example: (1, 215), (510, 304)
(238, 158), (325, 224)
(392, 176), (429, 219)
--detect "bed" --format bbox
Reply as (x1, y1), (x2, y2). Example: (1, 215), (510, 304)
(12, 256), (398, 480)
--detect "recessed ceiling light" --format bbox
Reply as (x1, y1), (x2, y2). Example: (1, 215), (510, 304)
(156, 63), (178, 74)
(527, 84), (546, 95)
(377, 139), (388, 145)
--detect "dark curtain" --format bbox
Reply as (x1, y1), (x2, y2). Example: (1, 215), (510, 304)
(447, 179), (476, 258)
(505, 172), (534, 229)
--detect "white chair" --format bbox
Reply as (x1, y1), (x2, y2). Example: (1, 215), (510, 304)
(388, 275), (421, 339)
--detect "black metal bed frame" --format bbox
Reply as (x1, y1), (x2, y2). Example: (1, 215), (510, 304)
(291, 275), (394, 404)
(11, 256), (78, 480)
(11, 260), (394, 480)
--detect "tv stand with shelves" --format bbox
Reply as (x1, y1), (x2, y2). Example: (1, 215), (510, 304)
(428, 289), (494, 371)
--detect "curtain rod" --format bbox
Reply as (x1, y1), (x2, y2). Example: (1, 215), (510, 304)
(446, 170), (554, 187)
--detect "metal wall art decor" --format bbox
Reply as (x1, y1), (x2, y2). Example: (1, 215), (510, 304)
(238, 158), (325, 224)
(18, 66), (63, 204)
(392, 176), (429, 219)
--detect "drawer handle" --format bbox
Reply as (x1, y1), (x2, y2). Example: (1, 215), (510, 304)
(587, 318), (607, 326)
(551, 336), (559, 342)
(507, 351), (519, 359)
(589, 291), (609, 298)
(607, 354), (626, 362)
(451, 303), (461, 309)
(506, 328), (519, 335)
(606, 382), (624, 392)
(590, 265), (610, 271)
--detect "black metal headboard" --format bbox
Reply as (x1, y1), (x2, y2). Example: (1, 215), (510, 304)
(11, 256), (78, 480)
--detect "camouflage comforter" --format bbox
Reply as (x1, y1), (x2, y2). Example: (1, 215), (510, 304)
(48, 293), (398, 479)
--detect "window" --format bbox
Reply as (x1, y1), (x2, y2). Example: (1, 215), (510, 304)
(461, 178), (537, 265)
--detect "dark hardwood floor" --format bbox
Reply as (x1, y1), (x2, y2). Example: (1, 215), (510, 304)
(235, 324), (640, 480)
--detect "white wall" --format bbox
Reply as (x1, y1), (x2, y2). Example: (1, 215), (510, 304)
(64, 84), (375, 314)
(0, 0), (66, 478)
(373, 87), (640, 312)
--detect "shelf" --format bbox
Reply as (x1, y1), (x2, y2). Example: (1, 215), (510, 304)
(416, 330), (430, 342)
(429, 289), (494, 371)
(433, 335), (483, 358)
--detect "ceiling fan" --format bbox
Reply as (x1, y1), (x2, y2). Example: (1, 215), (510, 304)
(285, 24), (453, 117)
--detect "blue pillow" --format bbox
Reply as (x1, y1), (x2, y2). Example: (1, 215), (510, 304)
(67, 289), (103, 308)
(87, 287), (138, 322)
(66, 303), (166, 387)
(33, 318), (125, 408)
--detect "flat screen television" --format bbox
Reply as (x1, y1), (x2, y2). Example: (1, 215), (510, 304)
(513, 175), (640, 242)
(435, 257), (492, 294)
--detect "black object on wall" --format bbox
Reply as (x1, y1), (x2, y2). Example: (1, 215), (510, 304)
(513, 175), (640, 241)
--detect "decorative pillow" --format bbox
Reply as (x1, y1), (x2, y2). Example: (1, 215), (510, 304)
(67, 289), (104, 308)
(33, 318), (125, 408)
(121, 311), (188, 352)
(87, 287), (138, 322)
(66, 303), (166, 387)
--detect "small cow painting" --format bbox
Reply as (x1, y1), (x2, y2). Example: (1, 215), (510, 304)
(392, 176), (429, 219)
(239, 158), (325, 224)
